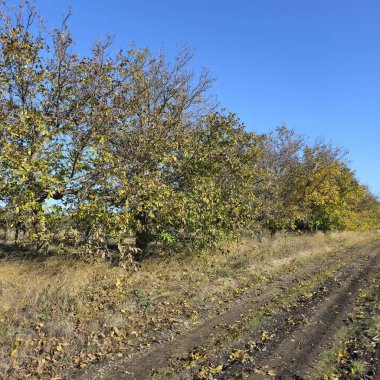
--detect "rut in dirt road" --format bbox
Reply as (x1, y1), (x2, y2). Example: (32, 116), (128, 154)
(243, 248), (380, 379)
(71, 240), (380, 380)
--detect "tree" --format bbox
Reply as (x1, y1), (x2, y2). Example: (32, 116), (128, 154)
(255, 126), (305, 232)
(1, 1), (379, 264)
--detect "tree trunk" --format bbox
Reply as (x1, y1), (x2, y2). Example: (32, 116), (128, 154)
(135, 231), (150, 253)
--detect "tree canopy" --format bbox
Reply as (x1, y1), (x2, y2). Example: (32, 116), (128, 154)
(1, 2), (379, 265)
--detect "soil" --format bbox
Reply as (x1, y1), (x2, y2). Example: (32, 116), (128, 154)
(242, 245), (379, 379)
(70, 240), (380, 380)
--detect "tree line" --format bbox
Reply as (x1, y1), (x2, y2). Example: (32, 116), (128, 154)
(0, 2), (379, 266)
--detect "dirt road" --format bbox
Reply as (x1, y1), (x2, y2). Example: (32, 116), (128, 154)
(73, 240), (380, 379)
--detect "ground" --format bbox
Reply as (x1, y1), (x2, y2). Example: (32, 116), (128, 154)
(1, 231), (379, 379)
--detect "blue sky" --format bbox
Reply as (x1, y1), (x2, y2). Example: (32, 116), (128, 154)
(35, 0), (380, 195)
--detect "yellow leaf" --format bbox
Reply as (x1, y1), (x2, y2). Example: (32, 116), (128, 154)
(112, 326), (121, 336)
(209, 364), (223, 374)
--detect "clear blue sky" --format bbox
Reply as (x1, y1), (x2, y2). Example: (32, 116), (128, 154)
(35, 0), (380, 196)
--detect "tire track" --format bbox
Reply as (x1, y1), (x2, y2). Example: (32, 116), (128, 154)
(236, 246), (380, 379)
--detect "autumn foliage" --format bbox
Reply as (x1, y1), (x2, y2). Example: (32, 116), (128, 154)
(0, 2), (379, 265)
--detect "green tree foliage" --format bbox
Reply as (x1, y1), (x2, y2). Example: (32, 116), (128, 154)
(256, 127), (380, 233)
(256, 126), (304, 232)
(0, 2), (379, 265)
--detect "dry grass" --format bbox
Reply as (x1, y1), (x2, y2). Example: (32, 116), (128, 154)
(0, 230), (379, 379)
(0, 259), (112, 317)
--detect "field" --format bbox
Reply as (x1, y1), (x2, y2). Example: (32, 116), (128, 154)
(1, 231), (379, 379)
